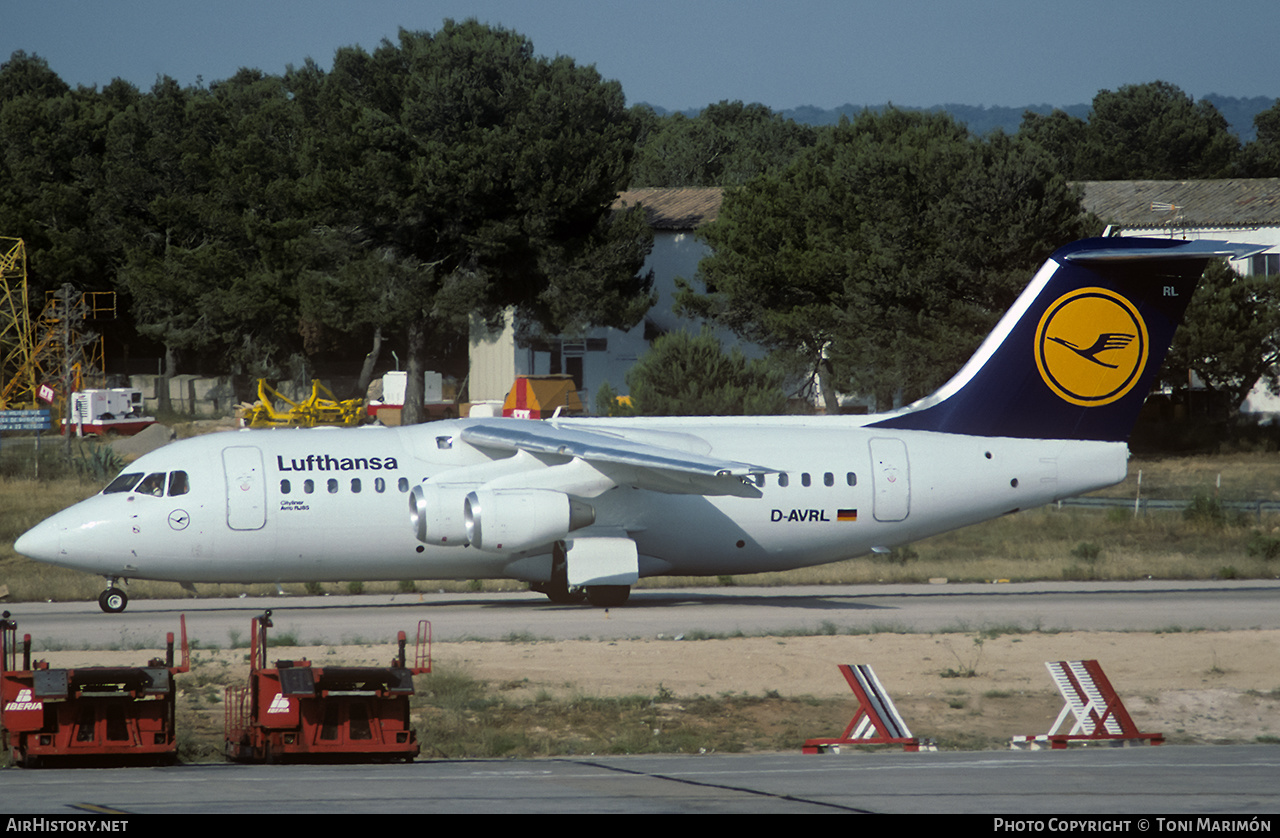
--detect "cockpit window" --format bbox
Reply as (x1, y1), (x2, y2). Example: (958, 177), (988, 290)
(136, 472), (167, 497)
(103, 472), (144, 494)
(168, 471), (189, 497)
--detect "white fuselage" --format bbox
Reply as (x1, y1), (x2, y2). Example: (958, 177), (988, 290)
(16, 417), (1127, 585)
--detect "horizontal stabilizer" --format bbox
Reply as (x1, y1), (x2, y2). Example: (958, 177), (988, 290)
(1064, 241), (1268, 263)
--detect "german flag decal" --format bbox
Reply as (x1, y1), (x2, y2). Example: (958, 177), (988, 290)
(837, 509), (858, 522)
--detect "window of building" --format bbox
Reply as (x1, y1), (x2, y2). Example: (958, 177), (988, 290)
(1252, 253), (1280, 277)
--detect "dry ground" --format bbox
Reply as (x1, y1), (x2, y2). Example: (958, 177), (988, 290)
(33, 629), (1280, 754)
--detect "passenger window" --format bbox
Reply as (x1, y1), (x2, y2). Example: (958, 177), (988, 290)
(824, 472), (834, 487)
(327, 479), (338, 494)
(847, 472), (857, 486)
(375, 478), (386, 493)
(136, 473), (166, 497)
(351, 478), (361, 493)
(280, 479), (291, 494)
(398, 477), (409, 493)
(778, 473), (789, 487)
(168, 471), (189, 496)
(801, 473), (811, 487)
(304, 479), (314, 494)
(103, 473), (144, 494)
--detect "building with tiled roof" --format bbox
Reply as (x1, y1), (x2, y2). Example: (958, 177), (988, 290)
(1080, 179), (1280, 232)
(1079, 179), (1280, 278)
(612, 188), (723, 229)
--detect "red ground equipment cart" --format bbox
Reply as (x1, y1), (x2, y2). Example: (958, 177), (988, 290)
(225, 610), (431, 763)
(1, 611), (189, 767)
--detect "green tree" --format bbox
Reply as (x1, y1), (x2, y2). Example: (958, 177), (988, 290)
(0, 53), (127, 296)
(1016, 108), (1089, 178)
(1163, 260), (1280, 416)
(1016, 82), (1241, 180)
(311, 21), (653, 422)
(107, 70), (313, 398)
(625, 329), (786, 415)
(1080, 81), (1238, 179)
(630, 100), (817, 187)
(1235, 99), (1280, 177)
(683, 108), (1093, 410)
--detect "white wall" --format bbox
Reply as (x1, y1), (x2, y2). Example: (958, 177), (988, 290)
(467, 228), (744, 411)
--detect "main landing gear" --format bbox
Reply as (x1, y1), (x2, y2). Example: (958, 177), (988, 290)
(531, 542), (632, 607)
(531, 581), (631, 607)
(98, 579), (128, 613)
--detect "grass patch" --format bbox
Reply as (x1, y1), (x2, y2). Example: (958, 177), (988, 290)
(410, 669), (863, 757)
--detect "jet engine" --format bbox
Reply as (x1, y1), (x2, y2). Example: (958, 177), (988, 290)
(464, 488), (595, 553)
(409, 483), (476, 546)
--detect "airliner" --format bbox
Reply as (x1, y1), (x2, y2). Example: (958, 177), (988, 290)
(14, 237), (1263, 612)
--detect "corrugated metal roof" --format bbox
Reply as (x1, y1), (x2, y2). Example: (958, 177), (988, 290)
(613, 187), (724, 230)
(1079, 179), (1280, 229)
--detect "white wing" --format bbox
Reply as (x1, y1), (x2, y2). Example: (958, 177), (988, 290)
(459, 419), (774, 498)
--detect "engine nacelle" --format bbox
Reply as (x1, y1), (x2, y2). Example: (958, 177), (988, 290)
(409, 483), (476, 546)
(464, 489), (595, 553)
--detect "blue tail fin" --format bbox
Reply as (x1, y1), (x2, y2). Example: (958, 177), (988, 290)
(869, 237), (1267, 442)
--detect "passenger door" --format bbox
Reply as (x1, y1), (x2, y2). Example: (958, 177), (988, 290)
(223, 446), (266, 531)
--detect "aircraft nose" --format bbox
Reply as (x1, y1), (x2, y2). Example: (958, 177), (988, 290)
(14, 516), (62, 562)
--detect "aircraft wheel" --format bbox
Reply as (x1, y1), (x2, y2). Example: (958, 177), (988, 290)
(98, 587), (128, 613)
(531, 581), (587, 604)
(585, 585), (630, 608)
(547, 586), (587, 605)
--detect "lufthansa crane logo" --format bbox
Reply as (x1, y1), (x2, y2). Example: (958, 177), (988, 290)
(1035, 287), (1149, 407)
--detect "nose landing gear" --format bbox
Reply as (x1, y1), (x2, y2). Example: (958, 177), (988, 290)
(98, 580), (128, 613)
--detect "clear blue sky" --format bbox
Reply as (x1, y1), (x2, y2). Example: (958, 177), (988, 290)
(5, 1), (1278, 111)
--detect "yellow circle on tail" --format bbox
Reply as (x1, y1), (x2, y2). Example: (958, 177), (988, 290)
(1034, 287), (1149, 407)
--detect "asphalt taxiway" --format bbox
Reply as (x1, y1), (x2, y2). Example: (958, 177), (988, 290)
(4, 746), (1278, 814)
(4, 582), (1279, 814)
(7, 580), (1280, 648)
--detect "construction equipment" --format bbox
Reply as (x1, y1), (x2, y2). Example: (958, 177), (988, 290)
(1, 612), (189, 767)
(502, 374), (586, 419)
(239, 379), (366, 428)
(1, 237), (113, 415)
(803, 664), (936, 753)
(225, 611), (431, 763)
